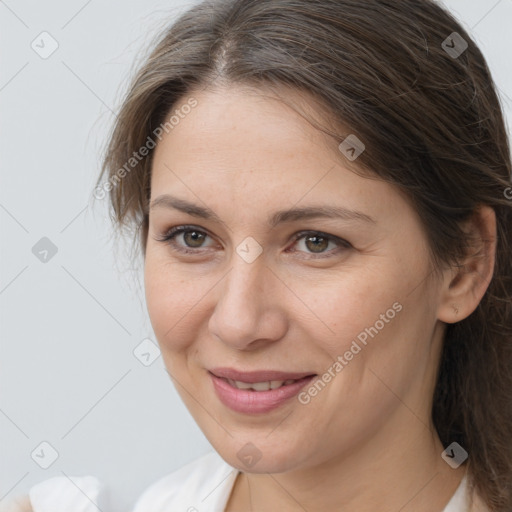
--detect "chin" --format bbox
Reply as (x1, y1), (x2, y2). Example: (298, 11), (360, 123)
(213, 439), (307, 474)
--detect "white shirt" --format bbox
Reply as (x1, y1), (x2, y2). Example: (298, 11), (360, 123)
(19, 451), (471, 511)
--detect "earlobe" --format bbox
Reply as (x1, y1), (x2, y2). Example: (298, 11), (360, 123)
(437, 206), (497, 324)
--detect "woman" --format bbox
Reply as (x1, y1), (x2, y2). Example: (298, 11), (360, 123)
(6, 0), (511, 510)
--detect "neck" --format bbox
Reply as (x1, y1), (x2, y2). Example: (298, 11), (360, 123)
(227, 414), (467, 512)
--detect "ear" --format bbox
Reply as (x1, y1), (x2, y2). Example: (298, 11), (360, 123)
(437, 205), (497, 324)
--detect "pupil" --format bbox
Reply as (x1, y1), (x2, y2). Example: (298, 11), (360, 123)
(185, 231), (204, 247)
(306, 235), (327, 253)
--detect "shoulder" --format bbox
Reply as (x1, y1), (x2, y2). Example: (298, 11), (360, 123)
(4, 453), (236, 512)
(443, 474), (491, 512)
(468, 485), (491, 512)
(133, 450), (239, 512)
(0, 476), (104, 512)
(0, 495), (33, 512)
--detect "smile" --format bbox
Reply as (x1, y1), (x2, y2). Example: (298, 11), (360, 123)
(226, 378), (299, 391)
(208, 369), (317, 414)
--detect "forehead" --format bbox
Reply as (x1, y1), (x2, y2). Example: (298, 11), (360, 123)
(154, 84), (344, 169)
(148, 84), (411, 229)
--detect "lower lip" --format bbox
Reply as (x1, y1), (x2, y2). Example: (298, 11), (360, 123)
(209, 372), (316, 414)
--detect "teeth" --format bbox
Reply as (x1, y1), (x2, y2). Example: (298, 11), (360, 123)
(228, 379), (253, 390)
(252, 381), (272, 391)
(227, 379), (298, 391)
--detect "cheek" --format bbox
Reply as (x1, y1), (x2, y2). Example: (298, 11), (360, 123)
(293, 268), (401, 355)
(300, 257), (434, 381)
(144, 256), (204, 352)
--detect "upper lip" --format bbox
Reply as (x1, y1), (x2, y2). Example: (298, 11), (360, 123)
(209, 367), (316, 383)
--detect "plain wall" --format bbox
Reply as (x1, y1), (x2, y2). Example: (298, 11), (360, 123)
(1, 0), (511, 510)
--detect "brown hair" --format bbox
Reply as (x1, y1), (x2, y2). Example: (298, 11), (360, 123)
(95, 0), (512, 508)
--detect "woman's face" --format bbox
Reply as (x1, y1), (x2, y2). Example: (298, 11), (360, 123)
(144, 85), (446, 473)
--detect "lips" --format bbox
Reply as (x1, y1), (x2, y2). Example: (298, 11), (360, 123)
(209, 367), (316, 383)
(208, 367), (318, 414)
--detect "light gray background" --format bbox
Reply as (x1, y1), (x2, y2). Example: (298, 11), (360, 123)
(1, 0), (511, 510)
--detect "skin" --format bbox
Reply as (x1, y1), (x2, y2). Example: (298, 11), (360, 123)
(144, 84), (496, 512)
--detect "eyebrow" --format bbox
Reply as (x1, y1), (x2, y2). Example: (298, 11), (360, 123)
(149, 194), (376, 227)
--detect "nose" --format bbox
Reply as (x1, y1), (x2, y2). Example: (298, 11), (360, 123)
(208, 255), (288, 351)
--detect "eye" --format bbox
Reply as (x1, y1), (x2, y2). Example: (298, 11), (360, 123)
(154, 225), (216, 255)
(288, 230), (351, 259)
(154, 225), (351, 259)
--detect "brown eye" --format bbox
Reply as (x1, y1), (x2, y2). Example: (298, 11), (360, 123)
(290, 231), (351, 258)
(154, 225), (215, 254)
(304, 234), (329, 253)
(182, 230), (207, 248)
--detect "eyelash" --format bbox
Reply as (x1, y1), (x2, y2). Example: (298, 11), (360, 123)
(154, 224), (351, 259)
